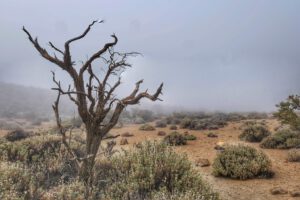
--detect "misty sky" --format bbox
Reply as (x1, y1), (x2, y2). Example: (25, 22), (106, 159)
(0, 0), (299, 112)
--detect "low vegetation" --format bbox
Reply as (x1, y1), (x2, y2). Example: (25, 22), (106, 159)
(4, 129), (31, 142)
(139, 124), (156, 131)
(212, 145), (273, 180)
(184, 133), (197, 140)
(155, 120), (167, 128)
(0, 133), (219, 199)
(260, 129), (300, 149)
(239, 125), (270, 142)
(287, 149), (300, 162)
(163, 132), (187, 146)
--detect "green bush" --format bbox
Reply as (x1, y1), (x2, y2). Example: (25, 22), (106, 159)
(212, 145), (273, 180)
(97, 141), (219, 199)
(184, 133), (197, 140)
(139, 124), (156, 131)
(163, 132), (187, 146)
(260, 129), (300, 149)
(239, 125), (270, 142)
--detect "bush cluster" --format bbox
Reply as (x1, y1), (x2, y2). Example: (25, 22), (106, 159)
(287, 149), (300, 162)
(163, 132), (187, 146)
(212, 145), (273, 180)
(260, 129), (300, 149)
(97, 141), (219, 199)
(155, 120), (167, 128)
(4, 129), (31, 142)
(239, 125), (270, 142)
(139, 124), (156, 131)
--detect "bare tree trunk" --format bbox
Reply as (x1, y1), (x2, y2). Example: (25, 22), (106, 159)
(79, 127), (102, 182)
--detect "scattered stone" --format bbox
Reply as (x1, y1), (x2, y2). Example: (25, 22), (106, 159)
(214, 142), (225, 151)
(121, 132), (134, 137)
(290, 190), (300, 197)
(207, 132), (218, 138)
(157, 131), (166, 136)
(169, 125), (178, 130)
(195, 158), (210, 167)
(270, 187), (288, 195)
(120, 138), (128, 145)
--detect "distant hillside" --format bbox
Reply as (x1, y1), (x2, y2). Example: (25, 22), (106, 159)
(0, 82), (75, 119)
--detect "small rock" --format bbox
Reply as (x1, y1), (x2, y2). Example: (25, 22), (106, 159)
(270, 187), (288, 195)
(120, 138), (128, 145)
(290, 190), (300, 197)
(207, 132), (218, 138)
(121, 132), (134, 137)
(214, 141), (225, 151)
(195, 159), (210, 167)
(157, 131), (166, 136)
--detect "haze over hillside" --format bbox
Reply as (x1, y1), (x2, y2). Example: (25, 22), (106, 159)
(0, 82), (75, 119)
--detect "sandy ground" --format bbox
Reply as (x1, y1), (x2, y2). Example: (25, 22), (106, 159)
(109, 119), (300, 200)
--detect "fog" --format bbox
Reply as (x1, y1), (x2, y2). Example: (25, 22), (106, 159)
(0, 0), (299, 112)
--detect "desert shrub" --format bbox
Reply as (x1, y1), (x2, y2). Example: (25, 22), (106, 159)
(163, 132), (187, 146)
(139, 124), (156, 131)
(131, 109), (155, 122)
(239, 125), (270, 142)
(4, 129), (31, 142)
(179, 117), (192, 129)
(184, 133), (197, 140)
(169, 125), (178, 130)
(43, 180), (88, 200)
(155, 120), (167, 128)
(212, 145), (273, 180)
(287, 149), (300, 162)
(0, 162), (44, 200)
(97, 141), (219, 199)
(260, 129), (300, 149)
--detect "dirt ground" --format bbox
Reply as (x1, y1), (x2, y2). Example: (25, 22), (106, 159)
(109, 119), (300, 200)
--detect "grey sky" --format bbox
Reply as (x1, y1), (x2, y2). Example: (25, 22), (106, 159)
(0, 0), (299, 112)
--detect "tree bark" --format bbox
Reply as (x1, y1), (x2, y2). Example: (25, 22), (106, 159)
(79, 127), (102, 183)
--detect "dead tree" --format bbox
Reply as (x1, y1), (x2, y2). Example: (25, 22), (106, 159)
(23, 20), (163, 182)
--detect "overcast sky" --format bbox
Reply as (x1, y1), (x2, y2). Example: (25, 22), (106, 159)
(0, 0), (299, 112)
